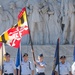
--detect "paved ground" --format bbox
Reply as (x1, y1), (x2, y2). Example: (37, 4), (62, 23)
(4, 45), (74, 75)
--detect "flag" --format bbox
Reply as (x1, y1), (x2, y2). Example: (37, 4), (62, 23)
(18, 7), (28, 27)
(0, 27), (22, 48)
(0, 42), (6, 66)
(51, 38), (60, 75)
(17, 7), (29, 36)
(0, 7), (29, 48)
(16, 47), (22, 75)
(73, 45), (75, 61)
(16, 47), (22, 68)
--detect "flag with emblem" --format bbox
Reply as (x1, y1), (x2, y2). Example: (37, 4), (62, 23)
(0, 42), (6, 66)
(0, 7), (29, 48)
(17, 7), (29, 36)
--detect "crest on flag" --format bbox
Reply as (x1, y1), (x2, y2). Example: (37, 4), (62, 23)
(0, 7), (29, 48)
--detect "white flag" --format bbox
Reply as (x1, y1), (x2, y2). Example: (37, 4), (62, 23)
(0, 42), (6, 66)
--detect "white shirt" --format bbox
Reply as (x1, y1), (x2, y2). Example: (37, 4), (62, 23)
(55, 62), (71, 75)
(3, 60), (16, 74)
(20, 60), (33, 75)
(36, 60), (46, 73)
(71, 62), (75, 75)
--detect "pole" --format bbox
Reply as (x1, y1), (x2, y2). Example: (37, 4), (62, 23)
(20, 43), (22, 75)
(58, 38), (60, 75)
(25, 7), (36, 67)
(1, 43), (3, 75)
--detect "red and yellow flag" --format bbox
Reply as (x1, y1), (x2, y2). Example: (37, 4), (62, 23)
(0, 7), (29, 48)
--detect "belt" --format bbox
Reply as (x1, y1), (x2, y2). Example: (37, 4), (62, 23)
(37, 72), (45, 74)
(60, 74), (69, 75)
(21, 74), (31, 75)
(4, 73), (13, 75)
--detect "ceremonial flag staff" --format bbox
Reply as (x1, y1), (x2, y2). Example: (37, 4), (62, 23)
(25, 8), (36, 67)
(1, 43), (3, 75)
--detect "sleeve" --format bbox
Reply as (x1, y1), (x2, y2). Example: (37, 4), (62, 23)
(30, 61), (34, 70)
(67, 62), (71, 71)
(12, 61), (16, 69)
(71, 62), (75, 74)
(16, 66), (20, 70)
(55, 65), (58, 72)
(42, 62), (47, 67)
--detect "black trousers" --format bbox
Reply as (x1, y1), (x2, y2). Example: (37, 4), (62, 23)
(4, 73), (13, 75)
(36, 72), (45, 75)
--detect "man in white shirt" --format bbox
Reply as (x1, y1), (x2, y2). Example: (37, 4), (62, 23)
(71, 62), (75, 75)
(55, 55), (72, 75)
(18, 53), (34, 75)
(34, 54), (46, 75)
(2, 52), (16, 75)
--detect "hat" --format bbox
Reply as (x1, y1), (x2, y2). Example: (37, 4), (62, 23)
(60, 55), (66, 59)
(38, 54), (43, 57)
(5, 52), (10, 56)
(23, 53), (28, 57)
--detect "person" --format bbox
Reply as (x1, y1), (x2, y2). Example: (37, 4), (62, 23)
(9, 1), (21, 25)
(26, 0), (43, 44)
(61, 0), (75, 44)
(34, 54), (46, 75)
(18, 53), (34, 75)
(71, 62), (75, 75)
(55, 55), (72, 75)
(48, 0), (62, 44)
(1, 52), (16, 75)
(39, 0), (50, 44)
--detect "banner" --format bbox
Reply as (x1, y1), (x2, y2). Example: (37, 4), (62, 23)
(0, 42), (6, 66)
(0, 7), (29, 48)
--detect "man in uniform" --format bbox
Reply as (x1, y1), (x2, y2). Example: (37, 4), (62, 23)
(71, 61), (75, 75)
(55, 55), (72, 75)
(18, 53), (34, 75)
(34, 54), (46, 75)
(2, 52), (16, 75)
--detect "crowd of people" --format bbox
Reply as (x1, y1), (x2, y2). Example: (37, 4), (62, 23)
(0, 52), (75, 75)
(0, 52), (46, 75)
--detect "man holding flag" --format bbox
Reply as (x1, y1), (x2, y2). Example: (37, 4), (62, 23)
(71, 44), (75, 75)
(51, 38), (72, 75)
(18, 53), (34, 75)
(1, 52), (16, 75)
(55, 55), (72, 75)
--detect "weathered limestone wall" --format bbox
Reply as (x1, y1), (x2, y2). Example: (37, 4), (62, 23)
(0, 0), (75, 45)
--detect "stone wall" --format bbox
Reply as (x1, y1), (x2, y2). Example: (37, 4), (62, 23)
(0, 0), (75, 45)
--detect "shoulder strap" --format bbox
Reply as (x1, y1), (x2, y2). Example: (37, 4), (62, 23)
(29, 61), (31, 70)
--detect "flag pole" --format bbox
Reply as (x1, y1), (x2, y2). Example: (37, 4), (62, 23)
(25, 8), (36, 67)
(20, 43), (22, 75)
(1, 43), (3, 75)
(58, 38), (60, 75)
